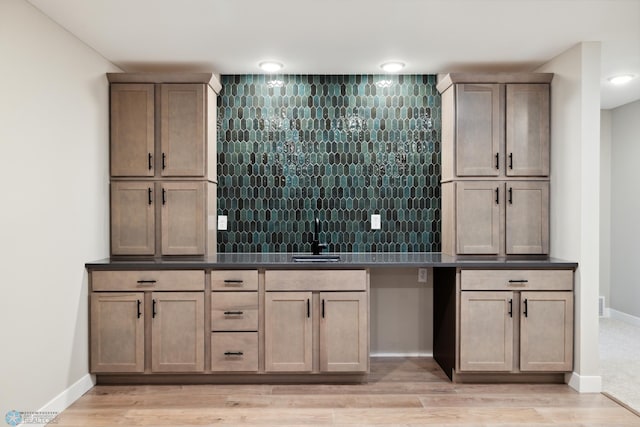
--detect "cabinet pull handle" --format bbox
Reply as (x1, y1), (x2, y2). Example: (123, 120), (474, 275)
(136, 279), (157, 284)
(523, 298), (528, 317)
(223, 280), (243, 284)
(508, 187), (513, 204)
(162, 152), (166, 170)
(162, 188), (166, 205)
(137, 300), (142, 318)
(495, 187), (500, 205)
(148, 153), (153, 170)
(495, 153), (499, 170)
(307, 298), (310, 318)
(508, 279), (528, 283)
(148, 188), (153, 205)
(322, 299), (325, 318)
(509, 153), (513, 170)
(224, 351), (244, 356)
(152, 299), (157, 318)
(508, 299), (513, 318)
(224, 311), (244, 316)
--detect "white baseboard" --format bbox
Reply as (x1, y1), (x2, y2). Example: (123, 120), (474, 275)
(566, 372), (602, 393)
(609, 309), (640, 327)
(18, 374), (96, 426)
(370, 352), (433, 357)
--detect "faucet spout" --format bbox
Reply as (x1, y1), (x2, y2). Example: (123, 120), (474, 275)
(311, 217), (327, 255)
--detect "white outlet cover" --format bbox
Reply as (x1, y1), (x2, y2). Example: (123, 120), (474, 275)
(371, 214), (381, 230)
(217, 215), (228, 230)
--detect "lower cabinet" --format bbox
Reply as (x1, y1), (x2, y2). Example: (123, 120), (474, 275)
(264, 270), (369, 374)
(458, 269), (573, 374)
(90, 270), (205, 374)
(90, 292), (145, 372)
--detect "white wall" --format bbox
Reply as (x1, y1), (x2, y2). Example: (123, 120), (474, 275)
(610, 100), (640, 319)
(536, 42), (602, 392)
(0, 0), (119, 420)
(600, 110), (612, 309)
(370, 268), (433, 356)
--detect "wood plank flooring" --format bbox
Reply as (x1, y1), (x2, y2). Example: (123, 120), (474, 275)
(51, 358), (640, 426)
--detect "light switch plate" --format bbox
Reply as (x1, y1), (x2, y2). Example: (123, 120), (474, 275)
(371, 214), (381, 230)
(217, 215), (228, 231)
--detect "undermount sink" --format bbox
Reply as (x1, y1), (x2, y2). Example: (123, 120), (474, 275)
(291, 255), (341, 263)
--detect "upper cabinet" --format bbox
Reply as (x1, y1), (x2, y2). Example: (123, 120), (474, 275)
(439, 74), (553, 181)
(110, 84), (155, 177)
(107, 73), (221, 257)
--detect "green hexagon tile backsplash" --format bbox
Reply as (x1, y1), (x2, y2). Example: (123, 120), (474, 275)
(217, 74), (441, 253)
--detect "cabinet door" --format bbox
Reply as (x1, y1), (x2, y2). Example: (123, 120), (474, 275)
(110, 84), (155, 177)
(160, 84), (206, 177)
(506, 84), (550, 177)
(520, 291), (573, 371)
(459, 291), (513, 372)
(160, 181), (205, 255)
(320, 292), (368, 372)
(265, 292), (313, 372)
(151, 292), (204, 372)
(456, 181), (501, 254)
(90, 293), (144, 373)
(111, 181), (155, 255)
(505, 181), (549, 254)
(455, 84), (501, 176)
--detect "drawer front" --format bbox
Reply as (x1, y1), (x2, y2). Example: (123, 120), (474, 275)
(265, 270), (367, 291)
(211, 292), (258, 331)
(211, 332), (258, 372)
(92, 270), (204, 291)
(460, 269), (573, 291)
(211, 270), (258, 291)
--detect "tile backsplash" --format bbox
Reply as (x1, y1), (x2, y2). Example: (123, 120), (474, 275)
(217, 74), (441, 253)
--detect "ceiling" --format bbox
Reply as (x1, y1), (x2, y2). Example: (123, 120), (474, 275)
(27, 0), (640, 109)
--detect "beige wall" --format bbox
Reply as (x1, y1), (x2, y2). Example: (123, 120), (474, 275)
(370, 268), (433, 355)
(0, 0), (119, 418)
(600, 110), (612, 309)
(536, 42), (602, 392)
(610, 99), (640, 319)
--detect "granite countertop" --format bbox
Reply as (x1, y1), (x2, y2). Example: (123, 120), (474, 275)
(85, 252), (578, 270)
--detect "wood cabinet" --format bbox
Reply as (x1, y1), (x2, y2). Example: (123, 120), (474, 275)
(111, 181), (207, 256)
(110, 181), (155, 256)
(210, 270), (259, 373)
(90, 292), (144, 373)
(264, 270), (369, 374)
(458, 269), (573, 374)
(443, 181), (549, 255)
(438, 73), (552, 256)
(265, 291), (313, 372)
(89, 270), (205, 374)
(151, 292), (204, 372)
(107, 73), (221, 257)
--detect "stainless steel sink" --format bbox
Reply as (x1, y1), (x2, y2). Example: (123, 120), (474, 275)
(291, 255), (341, 263)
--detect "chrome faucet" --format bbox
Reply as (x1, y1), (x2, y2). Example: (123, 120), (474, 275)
(311, 217), (327, 255)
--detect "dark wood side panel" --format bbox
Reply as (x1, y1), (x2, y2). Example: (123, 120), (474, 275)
(433, 267), (457, 380)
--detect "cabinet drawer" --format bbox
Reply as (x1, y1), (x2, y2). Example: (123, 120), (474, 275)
(92, 270), (204, 291)
(211, 270), (258, 291)
(265, 270), (367, 291)
(211, 293), (258, 331)
(211, 332), (258, 372)
(460, 269), (573, 291)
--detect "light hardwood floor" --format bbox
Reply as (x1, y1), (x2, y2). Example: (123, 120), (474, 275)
(51, 358), (639, 426)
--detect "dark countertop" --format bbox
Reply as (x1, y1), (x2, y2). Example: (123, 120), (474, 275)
(85, 253), (578, 270)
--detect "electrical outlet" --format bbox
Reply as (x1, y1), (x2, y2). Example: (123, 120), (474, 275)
(371, 214), (381, 230)
(217, 215), (228, 231)
(418, 268), (428, 283)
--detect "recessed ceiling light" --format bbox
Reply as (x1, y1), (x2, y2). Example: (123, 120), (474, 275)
(259, 61), (284, 73)
(380, 62), (405, 73)
(608, 74), (636, 85)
